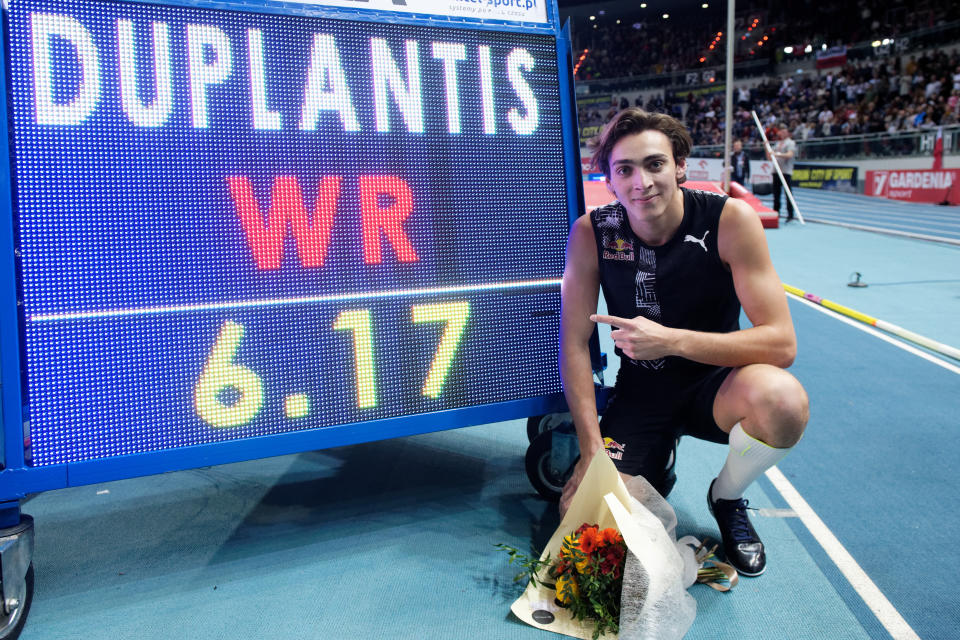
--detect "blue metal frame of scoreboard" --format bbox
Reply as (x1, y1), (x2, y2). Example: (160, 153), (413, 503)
(0, 0), (589, 514)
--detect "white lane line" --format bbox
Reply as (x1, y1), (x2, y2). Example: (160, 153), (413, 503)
(792, 296), (960, 375)
(766, 467), (921, 640)
(803, 199), (960, 220)
(805, 218), (960, 245)
(806, 208), (960, 228)
(755, 507), (798, 517)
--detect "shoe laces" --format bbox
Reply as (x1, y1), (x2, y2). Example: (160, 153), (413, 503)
(718, 498), (756, 543)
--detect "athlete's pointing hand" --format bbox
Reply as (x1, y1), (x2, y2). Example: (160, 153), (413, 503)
(591, 313), (675, 361)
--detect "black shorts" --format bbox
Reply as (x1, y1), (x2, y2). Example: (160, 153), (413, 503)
(599, 365), (732, 492)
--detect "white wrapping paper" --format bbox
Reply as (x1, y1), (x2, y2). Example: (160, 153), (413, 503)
(510, 449), (698, 639)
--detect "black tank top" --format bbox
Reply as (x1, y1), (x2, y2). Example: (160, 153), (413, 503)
(590, 187), (740, 383)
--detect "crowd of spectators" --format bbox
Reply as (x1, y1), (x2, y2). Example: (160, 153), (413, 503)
(682, 48), (960, 148)
(570, 0), (960, 84)
(766, 0), (958, 59)
(573, 15), (722, 82)
(576, 48), (960, 153)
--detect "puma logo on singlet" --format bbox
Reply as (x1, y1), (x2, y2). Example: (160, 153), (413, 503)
(683, 230), (709, 252)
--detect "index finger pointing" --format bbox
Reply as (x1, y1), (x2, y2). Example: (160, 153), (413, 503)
(590, 314), (627, 327)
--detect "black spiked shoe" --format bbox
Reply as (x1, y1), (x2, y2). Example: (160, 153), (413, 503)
(707, 479), (766, 577)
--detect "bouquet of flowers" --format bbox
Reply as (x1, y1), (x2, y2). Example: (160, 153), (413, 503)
(551, 523), (627, 638)
(504, 450), (735, 640)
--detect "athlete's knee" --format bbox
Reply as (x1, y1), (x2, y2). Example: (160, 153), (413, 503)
(744, 371), (808, 447)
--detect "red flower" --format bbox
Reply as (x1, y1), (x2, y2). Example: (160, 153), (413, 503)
(599, 543), (626, 576)
(575, 523), (598, 536)
(578, 527), (602, 555)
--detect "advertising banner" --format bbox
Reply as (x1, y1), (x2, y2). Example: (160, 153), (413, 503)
(666, 83), (725, 103)
(685, 157), (724, 182)
(816, 45), (847, 69)
(792, 164), (858, 192)
(866, 169), (959, 204)
(749, 160), (774, 186)
(576, 94), (613, 145)
(579, 124), (601, 146)
(678, 160), (857, 193)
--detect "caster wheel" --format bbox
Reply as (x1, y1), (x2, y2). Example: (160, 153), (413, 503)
(526, 412), (573, 443)
(0, 564), (33, 640)
(525, 428), (578, 502)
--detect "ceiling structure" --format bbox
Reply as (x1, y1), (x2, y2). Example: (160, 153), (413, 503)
(556, 0), (729, 17)
(554, 0), (730, 34)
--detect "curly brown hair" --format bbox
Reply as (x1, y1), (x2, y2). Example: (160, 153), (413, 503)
(589, 109), (693, 183)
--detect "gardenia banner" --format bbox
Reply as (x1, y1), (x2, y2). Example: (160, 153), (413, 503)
(866, 169), (959, 205)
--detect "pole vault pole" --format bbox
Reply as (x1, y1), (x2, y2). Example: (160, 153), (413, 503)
(722, 0), (734, 193)
(751, 109), (805, 224)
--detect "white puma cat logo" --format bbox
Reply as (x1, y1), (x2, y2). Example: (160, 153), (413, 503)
(683, 230), (709, 252)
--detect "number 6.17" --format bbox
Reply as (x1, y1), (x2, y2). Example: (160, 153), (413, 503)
(194, 301), (471, 428)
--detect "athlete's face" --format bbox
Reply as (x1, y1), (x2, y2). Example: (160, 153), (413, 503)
(605, 130), (686, 224)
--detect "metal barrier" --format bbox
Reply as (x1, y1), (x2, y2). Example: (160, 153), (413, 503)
(689, 125), (960, 161)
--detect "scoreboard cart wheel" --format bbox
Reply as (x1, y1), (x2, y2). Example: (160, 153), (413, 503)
(525, 427), (579, 502)
(0, 564), (33, 640)
(526, 412), (573, 443)
(0, 514), (35, 640)
(526, 415), (545, 443)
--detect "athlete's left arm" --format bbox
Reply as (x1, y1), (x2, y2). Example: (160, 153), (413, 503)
(688, 197), (797, 367)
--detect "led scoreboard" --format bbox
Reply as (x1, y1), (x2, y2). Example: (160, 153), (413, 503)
(0, 0), (578, 475)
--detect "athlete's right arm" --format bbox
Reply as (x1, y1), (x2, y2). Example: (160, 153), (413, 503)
(559, 214), (604, 516)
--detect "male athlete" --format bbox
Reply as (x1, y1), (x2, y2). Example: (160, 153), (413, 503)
(559, 109), (809, 576)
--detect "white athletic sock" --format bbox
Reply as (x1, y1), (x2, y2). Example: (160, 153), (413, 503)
(711, 423), (792, 501)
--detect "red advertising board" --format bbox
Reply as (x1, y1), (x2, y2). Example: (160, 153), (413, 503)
(865, 169), (960, 205)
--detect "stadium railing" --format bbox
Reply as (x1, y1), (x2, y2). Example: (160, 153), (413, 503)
(689, 125), (960, 162)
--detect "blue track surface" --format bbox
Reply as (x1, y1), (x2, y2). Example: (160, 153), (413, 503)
(12, 192), (960, 639)
(761, 187), (960, 243)
(779, 298), (959, 640)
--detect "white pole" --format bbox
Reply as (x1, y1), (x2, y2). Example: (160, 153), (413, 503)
(750, 110), (805, 224)
(722, 0), (734, 193)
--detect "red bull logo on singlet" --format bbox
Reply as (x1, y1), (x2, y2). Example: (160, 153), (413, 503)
(602, 237), (634, 262)
(603, 437), (626, 460)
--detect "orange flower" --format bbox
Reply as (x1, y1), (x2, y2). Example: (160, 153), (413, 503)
(600, 528), (623, 546)
(578, 526), (601, 554)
